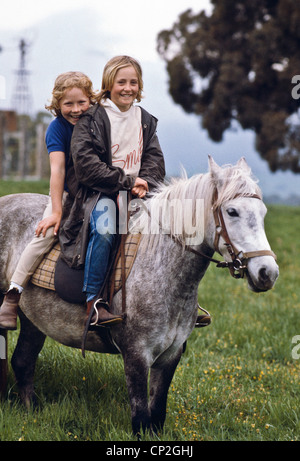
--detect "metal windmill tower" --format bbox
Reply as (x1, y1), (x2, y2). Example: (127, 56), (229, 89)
(11, 39), (33, 115)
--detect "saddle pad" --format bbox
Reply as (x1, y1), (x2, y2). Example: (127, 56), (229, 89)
(31, 242), (60, 291)
(31, 234), (141, 295)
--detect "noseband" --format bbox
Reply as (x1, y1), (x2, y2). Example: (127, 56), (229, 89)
(185, 189), (277, 279)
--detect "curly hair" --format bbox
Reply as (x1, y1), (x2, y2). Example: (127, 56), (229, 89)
(45, 71), (97, 116)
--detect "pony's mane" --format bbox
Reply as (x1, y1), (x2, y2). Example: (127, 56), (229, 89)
(130, 161), (262, 248)
(212, 162), (262, 208)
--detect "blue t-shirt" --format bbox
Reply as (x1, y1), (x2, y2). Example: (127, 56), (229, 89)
(45, 116), (74, 191)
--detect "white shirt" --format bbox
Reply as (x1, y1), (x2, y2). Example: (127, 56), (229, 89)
(102, 98), (143, 177)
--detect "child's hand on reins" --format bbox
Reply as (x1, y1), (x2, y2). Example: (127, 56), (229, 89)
(131, 177), (148, 198)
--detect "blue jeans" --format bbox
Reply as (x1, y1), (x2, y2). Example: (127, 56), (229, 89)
(83, 196), (116, 302)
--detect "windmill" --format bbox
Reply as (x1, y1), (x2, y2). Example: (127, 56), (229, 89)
(11, 38), (33, 116)
(0, 37), (34, 177)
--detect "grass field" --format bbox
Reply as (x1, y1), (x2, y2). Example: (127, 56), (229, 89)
(0, 181), (299, 441)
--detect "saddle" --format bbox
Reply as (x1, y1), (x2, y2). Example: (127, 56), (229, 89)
(30, 233), (141, 304)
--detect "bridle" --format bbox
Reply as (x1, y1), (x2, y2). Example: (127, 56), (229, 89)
(185, 189), (277, 279)
(135, 187), (277, 280)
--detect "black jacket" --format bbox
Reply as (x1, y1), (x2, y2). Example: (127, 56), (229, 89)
(59, 103), (165, 269)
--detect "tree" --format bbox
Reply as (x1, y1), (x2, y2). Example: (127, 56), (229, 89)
(157, 0), (300, 173)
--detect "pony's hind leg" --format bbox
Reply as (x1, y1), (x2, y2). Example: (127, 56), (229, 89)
(149, 346), (183, 433)
(11, 309), (46, 408)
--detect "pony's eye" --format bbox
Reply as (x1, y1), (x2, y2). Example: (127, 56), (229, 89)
(227, 208), (239, 217)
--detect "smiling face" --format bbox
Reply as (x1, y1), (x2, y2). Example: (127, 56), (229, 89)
(59, 87), (90, 125)
(110, 65), (139, 112)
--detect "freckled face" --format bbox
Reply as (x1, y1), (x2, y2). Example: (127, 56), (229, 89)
(110, 65), (139, 112)
(59, 87), (90, 125)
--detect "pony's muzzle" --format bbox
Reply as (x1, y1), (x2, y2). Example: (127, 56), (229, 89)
(247, 258), (279, 292)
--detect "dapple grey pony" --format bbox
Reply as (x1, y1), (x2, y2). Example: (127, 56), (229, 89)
(0, 157), (279, 435)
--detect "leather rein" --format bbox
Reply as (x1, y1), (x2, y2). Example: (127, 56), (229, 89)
(183, 189), (277, 279)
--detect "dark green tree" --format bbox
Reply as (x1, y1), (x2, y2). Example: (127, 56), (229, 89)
(157, 0), (300, 172)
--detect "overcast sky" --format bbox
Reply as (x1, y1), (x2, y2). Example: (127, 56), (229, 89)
(0, 0), (299, 199)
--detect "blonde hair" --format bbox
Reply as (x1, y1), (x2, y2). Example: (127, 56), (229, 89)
(96, 56), (144, 104)
(45, 71), (97, 116)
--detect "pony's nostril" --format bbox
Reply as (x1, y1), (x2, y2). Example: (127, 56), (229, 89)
(259, 267), (268, 282)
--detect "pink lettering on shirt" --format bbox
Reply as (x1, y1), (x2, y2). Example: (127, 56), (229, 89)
(112, 126), (143, 173)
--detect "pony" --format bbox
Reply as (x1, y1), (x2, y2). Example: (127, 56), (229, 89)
(0, 157), (279, 435)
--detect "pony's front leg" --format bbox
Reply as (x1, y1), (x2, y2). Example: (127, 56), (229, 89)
(123, 355), (151, 436)
(149, 346), (183, 432)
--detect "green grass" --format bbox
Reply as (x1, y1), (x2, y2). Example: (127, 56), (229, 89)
(0, 182), (299, 441)
(0, 179), (50, 196)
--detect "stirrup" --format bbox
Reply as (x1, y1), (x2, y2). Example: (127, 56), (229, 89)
(89, 298), (109, 326)
(89, 298), (124, 330)
(195, 304), (212, 328)
(90, 304), (99, 326)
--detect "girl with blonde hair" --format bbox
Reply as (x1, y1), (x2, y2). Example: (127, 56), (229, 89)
(59, 56), (166, 329)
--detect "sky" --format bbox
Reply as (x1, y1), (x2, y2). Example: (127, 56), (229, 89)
(0, 0), (299, 201)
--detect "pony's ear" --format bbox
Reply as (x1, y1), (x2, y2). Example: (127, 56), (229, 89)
(237, 157), (251, 174)
(208, 155), (222, 183)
